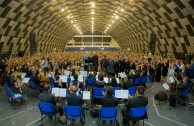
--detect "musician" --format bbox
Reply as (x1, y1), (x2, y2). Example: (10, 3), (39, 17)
(70, 73), (83, 88)
(101, 86), (118, 107)
(169, 76), (189, 106)
(122, 86), (148, 125)
(94, 74), (106, 88)
(100, 55), (108, 71)
(66, 85), (82, 106)
(107, 58), (116, 77)
(10, 74), (22, 94)
(83, 52), (89, 71)
(54, 75), (62, 87)
(92, 52), (99, 72)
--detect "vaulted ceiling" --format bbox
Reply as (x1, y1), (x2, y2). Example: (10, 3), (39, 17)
(0, 0), (194, 54)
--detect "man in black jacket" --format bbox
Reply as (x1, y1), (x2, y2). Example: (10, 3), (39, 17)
(100, 86), (118, 107)
(39, 84), (63, 116)
(92, 52), (99, 72)
(121, 85), (148, 125)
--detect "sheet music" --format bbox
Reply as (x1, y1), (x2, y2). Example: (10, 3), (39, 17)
(21, 73), (26, 79)
(48, 72), (52, 77)
(70, 76), (75, 81)
(163, 83), (170, 90)
(119, 72), (127, 78)
(64, 70), (71, 76)
(78, 75), (84, 82)
(83, 91), (90, 100)
(60, 76), (67, 82)
(52, 88), (67, 97)
(59, 88), (67, 97)
(169, 76), (175, 83)
(103, 77), (109, 83)
(80, 71), (88, 77)
(22, 77), (30, 83)
(115, 90), (128, 99)
(52, 88), (60, 97)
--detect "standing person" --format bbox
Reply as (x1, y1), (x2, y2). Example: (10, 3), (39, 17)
(189, 60), (194, 79)
(92, 52), (99, 72)
(155, 62), (162, 82)
(83, 52), (89, 71)
(100, 55), (108, 71)
(121, 86), (148, 125)
(161, 60), (169, 82)
(107, 58), (116, 77)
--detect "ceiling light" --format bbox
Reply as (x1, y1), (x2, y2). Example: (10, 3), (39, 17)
(73, 24), (76, 27)
(121, 9), (124, 12)
(115, 15), (119, 19)
(112, 21), (115, 23)
(71, 20), (73, 23)
(91, 11), (95, 14)
(109, 24), (111, 27)
(67, 15), (70, 19)
(92, 17), (94, 20)
(61, 8), (64, 12)
(91, 2), (95, 7)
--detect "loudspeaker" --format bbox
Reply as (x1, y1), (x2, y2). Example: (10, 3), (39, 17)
(149, 32), (156, 54)
(29, 32), (36, 55)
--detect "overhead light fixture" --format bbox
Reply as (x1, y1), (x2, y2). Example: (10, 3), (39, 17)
(73, 24), (76, 27)
(91, 2), (95, 7)
(92, 17), (94, 20)
(91, 11), (95, 14)
(61, 8), (64, 12)
(121, 9), (124, 12)
(67, 15), (70, 19)
(109, 24), (111, 27)
(71, 20), (73, 23)
(112, 21), (115, 23)
(115, 15), (119, 19)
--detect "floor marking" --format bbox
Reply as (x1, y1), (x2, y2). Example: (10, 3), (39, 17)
(0, 106), (38, 122)
(145, 121), (155, 126)
(152, 97), (187, 126)
(25, 118), (41, 126)
(145, 85), (156, 92)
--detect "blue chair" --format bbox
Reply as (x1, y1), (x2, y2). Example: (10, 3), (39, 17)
(139, 76), (147, 86)
(85, 77), (96, 87)
(49, 77), (56, 88)
(146, 74), (153, 87)
(97, 107), (117, 126)
(128, 107), (147, 126)
(64, 106), (85, 126)
(38, 102), (56, 126)
(29, 81), (42, 97)
(93, 88), (105, 98)
(5, 85), (26, 109)
(133, 78), (140, 85)
(128, 86), (137, 97)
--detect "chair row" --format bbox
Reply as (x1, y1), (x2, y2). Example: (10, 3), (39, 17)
(38, 102), (147, 126)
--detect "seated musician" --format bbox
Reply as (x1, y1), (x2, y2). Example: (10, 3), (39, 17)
(10, 74), (22, 94)
(169, 76), (189, 106)
(94, 74), (106, 88)
(39, 84), (64, 122)
(122, 86), (148, 125)
(66, 85), (82, 106)
(108, 77), (120, 87)
(31, 70), (43, 89)
(122, 75), (134, 89)
(101, 86), (118, 107)
(70, 73), (83, 88)
(54, 75), (62, 87)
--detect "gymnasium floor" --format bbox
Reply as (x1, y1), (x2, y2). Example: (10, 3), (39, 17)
(0, 82), (194, 126)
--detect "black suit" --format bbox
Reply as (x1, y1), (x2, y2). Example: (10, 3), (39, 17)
(100, 95), (118, 107)
(66, 93), (82, 106)
(122, 96), (148, 123)
(93, 54), (99, 72)
(39, 91), (56, 105)
(39, 91), (63, 115)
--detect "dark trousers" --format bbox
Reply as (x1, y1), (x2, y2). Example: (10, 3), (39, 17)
(121, 107), (129, 124)
(84, 65), (89, 71)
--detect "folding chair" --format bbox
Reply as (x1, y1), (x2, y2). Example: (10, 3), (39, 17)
(128, 86), (137, 97)
(133, 78), (140, 86)
(38, 102), (57, 126)
(139, 76), (147, 87)
(93, 87), (105, 99)
(64, 106), (85, 126)
(5, 85), (26, 109)
(128, 107), (147, 126)
(97, 107), (117, 126)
